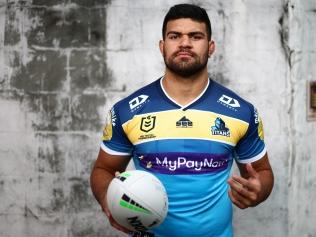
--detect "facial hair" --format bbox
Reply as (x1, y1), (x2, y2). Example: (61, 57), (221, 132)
(163, 48), (209, 78)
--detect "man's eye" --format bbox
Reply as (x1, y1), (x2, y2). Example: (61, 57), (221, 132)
(169, 35), (179, 39)
(192, 35), (203, 40)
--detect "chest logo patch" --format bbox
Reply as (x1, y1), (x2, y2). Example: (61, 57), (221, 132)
(211, 117), (231, 137)
(176, 116), (193, 128)
(140, 115), (156, 132)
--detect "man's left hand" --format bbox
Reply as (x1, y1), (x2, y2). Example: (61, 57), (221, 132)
(227, 163), (262, 209)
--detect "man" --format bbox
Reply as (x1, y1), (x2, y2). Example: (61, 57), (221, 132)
(90, 3), (274, 237)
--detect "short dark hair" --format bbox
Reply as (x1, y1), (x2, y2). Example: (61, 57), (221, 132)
(162, 4), (212, 40)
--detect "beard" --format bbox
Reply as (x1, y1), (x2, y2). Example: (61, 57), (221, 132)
(163, 48), (209, 78)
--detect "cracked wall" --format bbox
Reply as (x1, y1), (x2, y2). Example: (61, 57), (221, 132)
(0, 0), (315, 237)
(286, 1), (316, 237)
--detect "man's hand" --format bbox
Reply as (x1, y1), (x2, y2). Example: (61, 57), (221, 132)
(102, 171), (134, 235)
(227, 163), (262, 209)
(102, 202), (134, 235)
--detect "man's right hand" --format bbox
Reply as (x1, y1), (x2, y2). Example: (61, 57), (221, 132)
(102, 198), (134, 235)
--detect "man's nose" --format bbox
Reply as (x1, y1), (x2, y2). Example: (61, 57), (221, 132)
(179, 35), (192, 47)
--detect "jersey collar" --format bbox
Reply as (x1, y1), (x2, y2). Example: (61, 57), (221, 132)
(159, 77), (210, 110)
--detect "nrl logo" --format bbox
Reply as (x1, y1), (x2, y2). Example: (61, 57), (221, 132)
(140, 115), (156, 132)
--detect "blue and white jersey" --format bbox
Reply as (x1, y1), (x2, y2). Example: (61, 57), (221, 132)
(101, 77), (266, 237)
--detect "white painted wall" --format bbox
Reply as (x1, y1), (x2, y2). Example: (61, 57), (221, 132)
(0, 0), (315, 236)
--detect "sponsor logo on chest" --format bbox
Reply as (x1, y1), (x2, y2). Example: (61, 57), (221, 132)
(217, 94), (240, 111)
(137, 153), (231, 174)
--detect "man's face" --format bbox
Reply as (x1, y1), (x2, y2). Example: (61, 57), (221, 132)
(160, 18), (215, 77)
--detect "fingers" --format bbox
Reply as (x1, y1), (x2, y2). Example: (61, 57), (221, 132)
(108, 214), (134, 234)
(104, 207), (111, 218)
(229, 175), (258, 192)
(104, 209), (134, 234)
(228, 185), (255, 209)
(227, 178), (253, 207)
(115, 171), (121, 177)
(102, 197), (133, 235)
(228, 177), (252, 196)
(246, 163), (259, 179)
(228, 189), (248, 209)
(227, 175), (259, 208)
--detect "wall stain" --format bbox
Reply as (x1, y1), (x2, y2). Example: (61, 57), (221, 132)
(51, 188), (65, 212)
(0, 180), (4, 194)
(24, 205), (39, 219)
(278, 2), (294, 68)
(70, 93), (106, 131)
(4, 5), (21, 45)
(68, 177), (92, 212)
(37, 134), (64, 173)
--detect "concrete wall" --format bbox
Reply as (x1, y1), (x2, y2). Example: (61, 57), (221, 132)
(0, 0), (315, 237)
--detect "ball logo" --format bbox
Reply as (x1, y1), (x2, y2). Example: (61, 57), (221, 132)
(127, 216), (148, 232)
(119, 194), (152, 215)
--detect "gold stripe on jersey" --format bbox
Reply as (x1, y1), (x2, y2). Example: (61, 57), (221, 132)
(122, 109), (249, 146)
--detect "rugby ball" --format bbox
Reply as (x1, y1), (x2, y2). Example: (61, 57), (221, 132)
(106, 170), (168, 232)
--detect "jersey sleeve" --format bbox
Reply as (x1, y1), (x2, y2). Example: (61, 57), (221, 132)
(234, 106), (266, 163)
(100, 106), (133, 155)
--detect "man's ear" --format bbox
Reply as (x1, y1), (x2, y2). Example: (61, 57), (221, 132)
(159, 40), (164, 55)
(208, 40), (215, 57)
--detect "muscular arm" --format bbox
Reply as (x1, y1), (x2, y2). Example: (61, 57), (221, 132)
(90, 148), (130, 211)
(227, 153), (274, 209)
(90, 148), (133, 233)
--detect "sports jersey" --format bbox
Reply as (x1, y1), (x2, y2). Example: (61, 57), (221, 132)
(101, 77), (266, 237)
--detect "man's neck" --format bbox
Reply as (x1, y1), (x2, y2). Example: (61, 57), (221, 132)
(162, 69), (209, 107)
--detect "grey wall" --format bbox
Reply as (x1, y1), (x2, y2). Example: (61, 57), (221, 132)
(0, 0), (315, 237)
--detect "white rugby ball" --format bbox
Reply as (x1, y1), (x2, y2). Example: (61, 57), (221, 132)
(106, 170), (168, 232)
